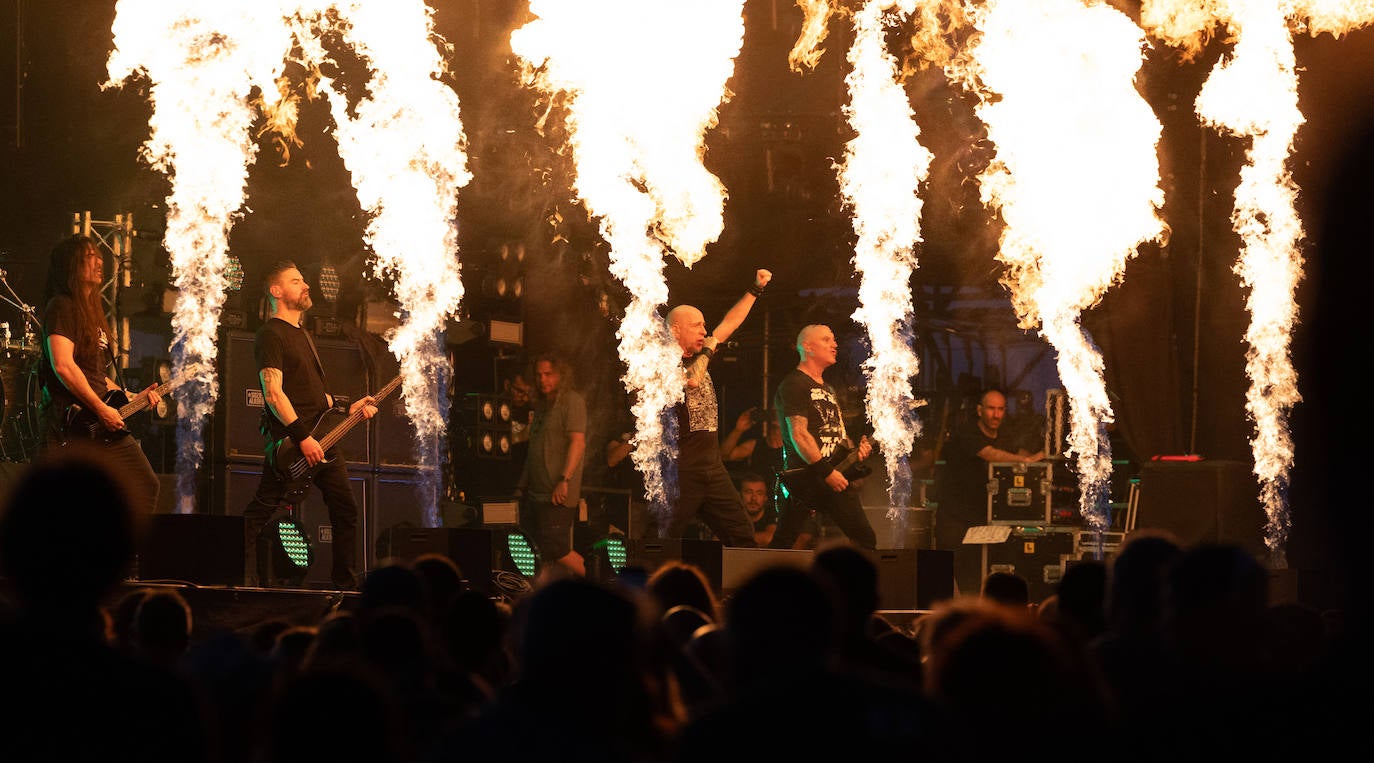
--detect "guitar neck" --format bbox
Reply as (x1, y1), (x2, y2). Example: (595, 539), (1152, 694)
(317, 375), (403, 452)
(832, 438), (870, 471)
(116, 394), (149, 420)
(116, 370), (195, 421)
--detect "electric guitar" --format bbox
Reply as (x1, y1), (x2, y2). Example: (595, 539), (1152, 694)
(62, 364), (204, 444)
(266, 375), (402, 505)
(776, 436), (873, 494)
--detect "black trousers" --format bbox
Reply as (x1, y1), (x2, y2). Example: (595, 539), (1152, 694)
(670, 458), (757, 547)
(242, 452), (358, 588)
(771, 478), (877, 550)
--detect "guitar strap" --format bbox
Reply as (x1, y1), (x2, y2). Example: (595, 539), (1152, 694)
(104, 335), (129, 392)
(299, 322), (328, 384)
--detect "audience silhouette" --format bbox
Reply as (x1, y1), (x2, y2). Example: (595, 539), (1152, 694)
(0, 445), (209, 762)
(810, 542), (924, 690)
(0, 448), (1352, 762)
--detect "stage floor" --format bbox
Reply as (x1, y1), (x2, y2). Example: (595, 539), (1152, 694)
(107, 580), (360, 641)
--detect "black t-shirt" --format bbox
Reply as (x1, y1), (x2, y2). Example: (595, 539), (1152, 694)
(774, 369), (849, 471)
(746, 440), (786, 478)
(39, 295), (110, 412)
(750, 501), (779, 533)
(255, 317), (330, 441)
(937, 421), (1008, 524)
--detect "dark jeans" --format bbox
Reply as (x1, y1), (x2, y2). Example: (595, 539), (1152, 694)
(771, 479), (877, 550)
(242, 452), (357, 588)
(671, 459), (757, 547)
(40, 418), (160, 517)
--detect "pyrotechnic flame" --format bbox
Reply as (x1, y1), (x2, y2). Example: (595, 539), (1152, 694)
(1144, 0), (1374, 562)
(790, 0), (834, 72)
(1300, 0), (1374, 34)
(948, 0), (1167, 532)
(107, 2), (469, 522)
(106, 2), (297, 511)
(511, 1), (745, 521)
(839, 0), (931, 517)
(298, 1), (470, 526)
(903, 0), (968, 72)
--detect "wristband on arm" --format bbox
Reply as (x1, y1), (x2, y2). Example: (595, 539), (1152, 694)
(286, 419), (312, 444)
(748, 283), (766, 298)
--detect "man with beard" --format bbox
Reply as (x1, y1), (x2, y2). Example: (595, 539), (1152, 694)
(937, 387), (1045, 595)
(242, 260), (377, 589)
(516, 353), (588, 576)
(37, 234), (162, 516)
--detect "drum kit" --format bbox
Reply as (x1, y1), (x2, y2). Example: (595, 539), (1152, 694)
(0, 268), (41, 462)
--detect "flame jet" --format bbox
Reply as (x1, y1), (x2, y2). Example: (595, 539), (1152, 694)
(106, 2), (298, 511)
(511, 1), (746, 521)
(832, 1), (932, 516)
(1143, 0), (1374, 562)
(293, 2), (470, 526)
(948, 0), (1167, 532)
(107, 1), (469, 522)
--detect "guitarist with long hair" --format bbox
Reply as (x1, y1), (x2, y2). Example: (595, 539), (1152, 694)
(242, 260), (376, 589)
(38, 234), (162, 515)
(769, 324), (877, 550)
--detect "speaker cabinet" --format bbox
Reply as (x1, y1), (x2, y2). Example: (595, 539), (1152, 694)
(720, 547), (813, 597)
(370, 467), (438, 569)
(216, 460), (370, 588)
(215, 329), (372, 466)
(385, 526), (505, 596)
(137, 514), (245, 586)
(367, 347), (430, 469)
(862, 548), (954, 610)
(864, 506), (935, 550)
(626, 538), (725, 594)
(1136, 460), (1264, 557)
(216, 331), (268, 463)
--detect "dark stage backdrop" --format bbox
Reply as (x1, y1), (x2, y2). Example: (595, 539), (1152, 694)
(1, 1), (1370, 617)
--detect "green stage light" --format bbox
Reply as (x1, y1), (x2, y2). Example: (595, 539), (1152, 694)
(593, 535), (629, 572)
(504, 529), (539, 579)
(258, 515), (314, 587)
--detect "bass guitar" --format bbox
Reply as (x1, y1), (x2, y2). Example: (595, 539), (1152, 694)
(62, 364), (204, 444)
(266, 375), (402, 505)
(776, 436), (873, 495)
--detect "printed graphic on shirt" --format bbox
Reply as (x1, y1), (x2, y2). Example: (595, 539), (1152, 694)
(685, 369), (718, 433)
(809, 385), (846, 459)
